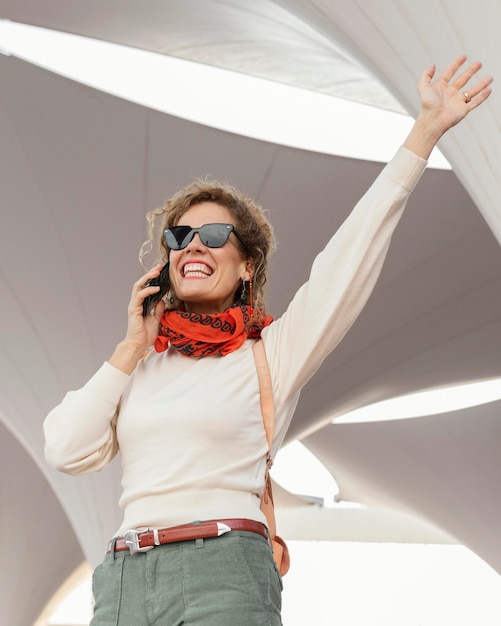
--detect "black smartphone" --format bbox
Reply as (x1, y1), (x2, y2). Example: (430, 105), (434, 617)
(142, 262), (170, 317)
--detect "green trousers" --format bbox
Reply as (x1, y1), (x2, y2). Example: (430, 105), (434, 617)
(90, 530), (283, 625)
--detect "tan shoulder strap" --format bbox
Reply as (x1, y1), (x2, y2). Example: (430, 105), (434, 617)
(252, 339), (275, 450)
(253, 337), (276, 515)
(253, 339), (291, 576)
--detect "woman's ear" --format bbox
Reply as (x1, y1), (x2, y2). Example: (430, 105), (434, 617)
(242, 258), (253, 282)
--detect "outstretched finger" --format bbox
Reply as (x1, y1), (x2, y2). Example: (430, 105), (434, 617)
(417, 63), (436, 91)
(465, 80), (493, 111)
(438, 54), (467, 83)
(452, 60), (483, 90)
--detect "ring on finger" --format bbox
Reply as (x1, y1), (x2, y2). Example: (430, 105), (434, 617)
(463, 91), (471, 103)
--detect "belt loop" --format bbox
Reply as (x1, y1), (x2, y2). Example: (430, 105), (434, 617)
(195, 538), (204, 549)
(109, 537), (118, 563)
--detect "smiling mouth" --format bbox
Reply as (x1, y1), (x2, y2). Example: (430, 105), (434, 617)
(183, 263), (213, 278)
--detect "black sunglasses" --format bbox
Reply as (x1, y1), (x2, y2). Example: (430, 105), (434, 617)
(163, 223), (248, 253)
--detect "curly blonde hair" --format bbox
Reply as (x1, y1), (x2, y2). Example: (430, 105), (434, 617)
(140, 179), (276, 319)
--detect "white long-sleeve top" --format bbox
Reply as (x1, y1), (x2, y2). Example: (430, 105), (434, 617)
(44, 147), (426, 537)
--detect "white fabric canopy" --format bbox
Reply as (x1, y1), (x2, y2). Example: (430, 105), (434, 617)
(1, 2), (500, 623)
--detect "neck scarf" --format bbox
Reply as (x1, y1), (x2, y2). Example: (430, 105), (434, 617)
(154, 305), (273, 357)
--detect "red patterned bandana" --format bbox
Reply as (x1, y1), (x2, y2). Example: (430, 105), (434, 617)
(154, 305), (273, 357)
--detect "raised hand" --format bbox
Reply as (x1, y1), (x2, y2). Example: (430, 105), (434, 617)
(419, 55), (493, 132)
(404, 55), (493, 159)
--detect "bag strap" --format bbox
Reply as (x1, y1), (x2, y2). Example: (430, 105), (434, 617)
(252, 338), (274, 450)
(252, 339), (277, 521)
(253, 339), (291, 576)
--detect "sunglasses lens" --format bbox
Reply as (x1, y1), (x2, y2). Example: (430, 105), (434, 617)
(164, 225), (193, 249)
(199, 224), (232, 248)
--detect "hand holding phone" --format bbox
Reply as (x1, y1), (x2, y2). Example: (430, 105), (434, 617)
(142, 262), (170, 316)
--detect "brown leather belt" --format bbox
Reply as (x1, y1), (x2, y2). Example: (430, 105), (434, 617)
(107, 518), (268, 555)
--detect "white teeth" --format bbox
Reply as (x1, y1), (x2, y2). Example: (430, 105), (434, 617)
(183, 263), (212, 277)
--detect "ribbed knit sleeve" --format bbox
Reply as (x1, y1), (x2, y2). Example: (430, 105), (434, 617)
(44, 361), (130, 474)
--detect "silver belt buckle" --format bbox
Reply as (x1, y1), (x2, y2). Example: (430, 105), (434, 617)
(123, 529), (158, 555)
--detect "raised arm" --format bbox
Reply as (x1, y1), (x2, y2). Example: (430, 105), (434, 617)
(404, 55), (493, 159)
(263, 56), (492, 427)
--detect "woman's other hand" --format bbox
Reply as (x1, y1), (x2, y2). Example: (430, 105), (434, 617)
(404, 55), (493, 159)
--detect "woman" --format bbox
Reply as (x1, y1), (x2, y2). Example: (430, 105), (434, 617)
(44, 56), (492, 625)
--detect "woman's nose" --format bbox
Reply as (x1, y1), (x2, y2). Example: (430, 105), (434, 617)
(184, 232), (206, 252)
